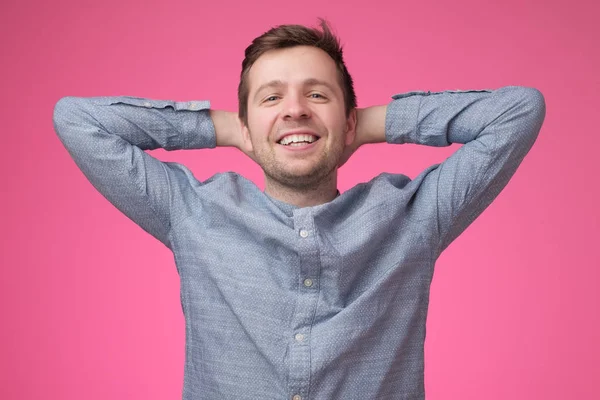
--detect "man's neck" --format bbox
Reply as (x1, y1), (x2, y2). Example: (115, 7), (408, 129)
(264, 174), (339, 208)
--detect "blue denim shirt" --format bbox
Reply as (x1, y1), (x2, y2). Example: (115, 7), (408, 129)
(52, 86), (546, 400)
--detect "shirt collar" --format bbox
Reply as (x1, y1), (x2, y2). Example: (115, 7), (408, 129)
(263, 190), (340, 216)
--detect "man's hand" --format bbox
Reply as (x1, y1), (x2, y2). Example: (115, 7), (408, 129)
(339, 105), (387, 168)
(211, 110), (257, 162)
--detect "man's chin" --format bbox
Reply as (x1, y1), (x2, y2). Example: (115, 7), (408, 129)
(264, 167), (333, 190)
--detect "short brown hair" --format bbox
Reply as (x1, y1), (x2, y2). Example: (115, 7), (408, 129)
(237, 18), (357, 126)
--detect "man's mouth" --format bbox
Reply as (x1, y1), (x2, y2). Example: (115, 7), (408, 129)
(277, 134), (320, 147)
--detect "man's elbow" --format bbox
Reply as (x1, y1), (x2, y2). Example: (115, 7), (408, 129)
(502, 86), (546, 146)
(53, 96), (79, 125)
(521, 87), (547, 134)
(53, 96), (92, 139)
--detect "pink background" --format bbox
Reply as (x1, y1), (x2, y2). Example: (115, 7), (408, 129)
(1, 0), (598, 398)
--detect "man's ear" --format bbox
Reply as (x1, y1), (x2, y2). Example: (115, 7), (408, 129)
(240, 117), (254, 153)
(344, 108), (357, 146)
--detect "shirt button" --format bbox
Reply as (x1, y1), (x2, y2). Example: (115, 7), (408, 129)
(299, 229), (309, 238)
(143, 101), (152, 108)
(189, 102), (197, 109)
(303, 278), (313, 287)
(294, 333), (305, 342)
(292, 395), (302, 400)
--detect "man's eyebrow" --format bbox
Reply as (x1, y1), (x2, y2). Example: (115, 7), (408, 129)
(303, 78), (337, 93)
(253, 80), (285, 101)
(253, 78), (337, 101)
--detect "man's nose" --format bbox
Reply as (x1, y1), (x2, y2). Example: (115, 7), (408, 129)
(282, 93), (311, 120)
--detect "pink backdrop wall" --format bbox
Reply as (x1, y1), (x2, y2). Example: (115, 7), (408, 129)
(1, 0), (598, 398)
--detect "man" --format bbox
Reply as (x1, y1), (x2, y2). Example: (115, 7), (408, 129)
(53, 19), (546, 400)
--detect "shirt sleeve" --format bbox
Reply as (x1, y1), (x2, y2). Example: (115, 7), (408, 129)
(52, 95), (217, 248)
(384, 86), (546, 256)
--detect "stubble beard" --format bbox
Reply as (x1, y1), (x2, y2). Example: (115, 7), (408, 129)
(259, 144), (341, 192)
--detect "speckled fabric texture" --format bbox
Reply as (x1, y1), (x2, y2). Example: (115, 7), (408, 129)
(53, 86), (545, 400)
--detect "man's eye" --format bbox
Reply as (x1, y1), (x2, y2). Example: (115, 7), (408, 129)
(265, 96), (279, 102)
(310, 93), (325, 99)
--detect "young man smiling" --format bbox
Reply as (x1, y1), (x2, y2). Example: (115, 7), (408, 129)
(53, 19), (546, 400)
(239, 45), (356, 206)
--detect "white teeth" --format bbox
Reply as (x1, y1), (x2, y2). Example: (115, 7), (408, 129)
(279, 134), (318, 145)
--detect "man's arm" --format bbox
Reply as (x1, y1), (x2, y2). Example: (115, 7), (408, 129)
(52, 96), (240, 248)
(355, 86), (546, 255)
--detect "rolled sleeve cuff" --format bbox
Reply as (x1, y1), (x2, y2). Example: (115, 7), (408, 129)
(385, 92), (422, 144)
(184, 104), (217, 150)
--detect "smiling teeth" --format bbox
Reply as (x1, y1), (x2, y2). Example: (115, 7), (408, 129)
(279, 134), (318, 145)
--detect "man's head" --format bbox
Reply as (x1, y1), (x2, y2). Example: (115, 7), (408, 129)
(237, 19), (357, 191)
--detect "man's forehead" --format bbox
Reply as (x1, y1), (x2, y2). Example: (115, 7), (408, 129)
(248, 47), (338, 86)
(254, 45), (330, 64)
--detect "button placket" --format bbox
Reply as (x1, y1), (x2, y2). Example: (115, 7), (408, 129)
(289, 209), (320, 398)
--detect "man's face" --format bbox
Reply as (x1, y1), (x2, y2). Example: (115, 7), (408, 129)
(241, 45), (356, 190)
